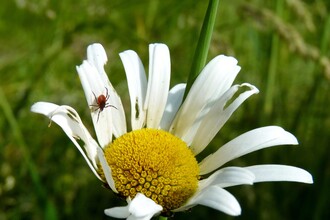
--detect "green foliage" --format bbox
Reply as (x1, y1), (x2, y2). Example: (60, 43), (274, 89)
(1, 0), (329, 219)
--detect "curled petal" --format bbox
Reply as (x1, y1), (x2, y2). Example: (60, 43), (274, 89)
(105, 193), (162, 220)
(31, 102), (102, 180)
(199, 126), (298, 175)
(105, 206), (130, 219)
(246, 165), (313, 184)
(190, 83), (259, 155)
(174, 186), (241, 216)
(199, 167), (255, 190)
(170, 55), (240, 141)
(128, 193), (162, 218)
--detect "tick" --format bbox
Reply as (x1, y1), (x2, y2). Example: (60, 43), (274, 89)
(90, 87), (116, 122)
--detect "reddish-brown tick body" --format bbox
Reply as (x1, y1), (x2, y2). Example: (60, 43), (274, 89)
(97, 94), (107, 111)
(90, 88), (116, 122)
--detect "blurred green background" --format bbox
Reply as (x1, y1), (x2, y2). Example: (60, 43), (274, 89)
(0, 0), (329, 219)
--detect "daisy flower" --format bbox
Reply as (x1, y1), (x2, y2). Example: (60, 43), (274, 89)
(31, 43), (313, 219)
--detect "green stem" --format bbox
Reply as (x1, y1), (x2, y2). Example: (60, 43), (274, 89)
(183, 0), (220, 100)
(158, 216), (168, 220)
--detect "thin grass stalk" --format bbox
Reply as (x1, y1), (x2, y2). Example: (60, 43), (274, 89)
(183, 0), (220, 100)
(263, 0), (284, 118)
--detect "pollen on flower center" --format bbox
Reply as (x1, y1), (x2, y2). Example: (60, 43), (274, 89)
(103, 128), (199, 213)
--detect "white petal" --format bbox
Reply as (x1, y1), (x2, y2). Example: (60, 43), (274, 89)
(199, 126), (298, 175)
(199, 167), (255, 190)
(81, 43), (127, 139)
(246, 165), (313, 184)
(76, 61), (113, 147)
(144, 43), (171, 128)
(120, 50), (147, 130)
(175, 186), (241, 216)
(87, 43), (108, 80)
(105, 193), (162, 220)
(160, 83), (186, 131)
(190, 83), (259, 155)
(76, 60), (104, 106)
(31, 102), (102, 180)
(104, 193), (162, 220)
(109, 89), (127, 138)
(128, 193), (162, 218)
(105, 206), (130, 218)
(97, 148), (118, 193)
(170, 55), (240, 141)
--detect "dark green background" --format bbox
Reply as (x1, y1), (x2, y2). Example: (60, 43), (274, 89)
(0, 0), (329, 219)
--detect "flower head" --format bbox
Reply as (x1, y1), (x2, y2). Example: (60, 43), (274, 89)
(31, 43), (313, 219)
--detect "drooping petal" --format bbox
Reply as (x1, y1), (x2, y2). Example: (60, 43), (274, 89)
(190, 83), (259, 155)
(97, 148), (118, 193)
(174, 186), (241, 216)
(199, 126), (298, 175)
(246, 165), (313, 184)
(144, 44), (171, 128)
(84, 43), (127, 138)
(199, 167), (255, 190)
(120, 50), (147, 130)
(159, 83), (186, 131)
(128, 193), (163, 218)
(105, 193), (162, 220)
(31, 102), (102, 180)
(104, 206), (130, 219)
(76, 61), (113, 147)
(170, 55), (240, 142)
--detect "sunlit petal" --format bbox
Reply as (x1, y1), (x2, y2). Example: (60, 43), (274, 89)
(105, 193), (162, 220)
(175, 186), (241, 216)
(120, 50), (147, 130)
(246, 165), (313, 184)
(85, 43), (127, 138)
(76, 61), (113, 147)
(128, 193), (163, 218)
(87, 43), (108, 79)
(170, 55), (240, 143)
(144, 43), (171, 128)
(199, 126), (298, 175)
(199, 167), (255, 189)
(190, 83), (259, 155)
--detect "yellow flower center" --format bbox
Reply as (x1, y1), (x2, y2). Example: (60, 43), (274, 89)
(103, 128), (199, 213)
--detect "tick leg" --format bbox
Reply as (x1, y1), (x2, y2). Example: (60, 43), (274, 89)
(89, 104), (100, 112)
(105, 87), (110, 101)
(105, 103), (118, 109)
(90, 91), (99, 110)
(97, 110), (101, 122)
(92, 91), (98, 101)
